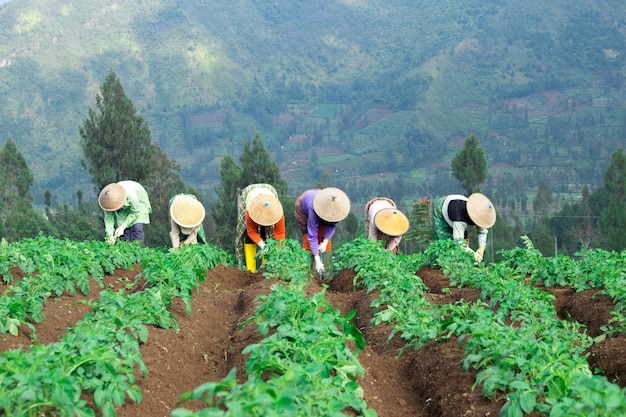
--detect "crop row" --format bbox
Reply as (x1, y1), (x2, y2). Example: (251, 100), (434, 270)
(173, 239), (376, 417)
(0, 237), (233, 417)
(334, 237), (626, 417)
(4, 234), (626, 416)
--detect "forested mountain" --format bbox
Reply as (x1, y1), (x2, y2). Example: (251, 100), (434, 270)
(1, 0), (625, 215)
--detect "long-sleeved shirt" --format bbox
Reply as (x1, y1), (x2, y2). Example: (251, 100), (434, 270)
(295, 189), (337, 256)
(366, 198), (402, 251)
(103, 180), (151, 239)
(442, 194), (488, 246)
(245, 211), (286, 244)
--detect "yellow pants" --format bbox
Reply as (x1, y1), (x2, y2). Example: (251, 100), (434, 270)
(244, 243), (257, 272)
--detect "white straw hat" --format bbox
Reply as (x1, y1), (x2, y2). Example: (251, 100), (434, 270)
(248, 194), (283, 226)
(98, 183), (127, 211)
(374, 208), (410, 236)
(467, 193), (496, 228)
(170, 195), (205, 229)
(313, 187), (351, 222)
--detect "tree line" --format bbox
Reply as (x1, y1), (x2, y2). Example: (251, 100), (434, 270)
(2, 70), (626, 261)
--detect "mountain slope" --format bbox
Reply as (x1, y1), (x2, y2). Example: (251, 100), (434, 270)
(0, 0), (625, 204)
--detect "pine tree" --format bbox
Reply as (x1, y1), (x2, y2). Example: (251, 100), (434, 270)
(239, 133), (288, 195)
(533, 181), (554, 214)
(79, 69), (187, 246)
(0, 135), (33, 213)
(79, 69), (154, 189)
(0, 135), (55, 241)
(600, 148), (626, 250)
(450, 134), (487, 195)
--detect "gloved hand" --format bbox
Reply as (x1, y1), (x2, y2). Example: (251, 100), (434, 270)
(107, 235), (116, 245)
(257, 240), (266, 250)
(113, 224), (127, 239)
(314, 255), (324, 275)
(476, 245), (486, 260)
(319, 239), (329, 253)
(473, 250), (483, 263)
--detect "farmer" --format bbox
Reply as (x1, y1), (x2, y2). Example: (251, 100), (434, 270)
(169, 193), (207, 248)
(431, 193), (496, 262)
(235, 183), (286, 272)
(364, 197), (409, 253)
(98, 180), (152, 244)
(294, 187), (350, 279)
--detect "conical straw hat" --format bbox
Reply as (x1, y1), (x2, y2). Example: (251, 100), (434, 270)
(170, 195), (205, 228)
(248, 194), (283, 226)
(467, 193), (496, 228)
(313, 187), (351, 223)
(374, 208), (410, 236)
(98, 183), (127, 211)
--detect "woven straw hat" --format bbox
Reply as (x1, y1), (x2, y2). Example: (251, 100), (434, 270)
(467, 193), (496, 228)
(98, 183), (127, 211)
(313, 187), (351, 223)
(374, 208), (410, 236)
(248, 194), (283, 226)
(170, 195), (205, 230)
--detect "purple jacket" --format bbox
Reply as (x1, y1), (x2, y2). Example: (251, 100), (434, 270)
(295, 189), (337, 255)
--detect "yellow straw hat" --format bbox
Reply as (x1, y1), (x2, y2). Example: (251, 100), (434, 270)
(98, 183), (127, 211)
(467, 193), (496, 228)
(374, 208), (410, 236)
(248, 194), (283, 226)
(313, 187), (351, 223)
(170, 195), (205, 230)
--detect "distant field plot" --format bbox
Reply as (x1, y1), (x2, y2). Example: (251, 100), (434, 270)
(349, 110), (415, 154)
(311, 104), (343, 119)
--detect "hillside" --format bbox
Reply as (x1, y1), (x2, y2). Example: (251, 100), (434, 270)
(0, 0), (625, 207)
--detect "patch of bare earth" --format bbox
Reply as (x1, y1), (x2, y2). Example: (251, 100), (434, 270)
(2, 265), (625, 416)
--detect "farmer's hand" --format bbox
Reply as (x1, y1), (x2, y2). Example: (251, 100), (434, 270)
(476, 245), (486, 260)
(107, 235), (116, 244)
(473, 250), (483, 263)
(319, 239), (329, 253)
(314, 255), (324, 275)
(113, 224), (127, 239)
(257, 240), (266, 250)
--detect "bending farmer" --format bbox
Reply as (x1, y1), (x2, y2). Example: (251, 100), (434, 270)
(98, 180), (152, 244)
(364, 197), (410, 253)
(294, 187), (350, 279)
(169, 193), (207, 248)
(432, 193), (496, 262)
(235, 183), (285, 272)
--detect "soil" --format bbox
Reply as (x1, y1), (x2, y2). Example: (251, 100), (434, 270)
(1, 264), (624, 417)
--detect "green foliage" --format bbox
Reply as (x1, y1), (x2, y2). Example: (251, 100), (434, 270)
(0, 236), (238, 416)
(600, 148), (626, 251)
(533, 181), (554, 214)
(209, 132), (288, 249)
(79, 69), (155, 189)
(403, 198), (432, 253)
(175, 240), (374, 417)
(79, 69), (194, 247)
(450, 134), (487, 195)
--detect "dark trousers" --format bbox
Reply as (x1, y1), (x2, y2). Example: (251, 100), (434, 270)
(120, 223), (145, 242)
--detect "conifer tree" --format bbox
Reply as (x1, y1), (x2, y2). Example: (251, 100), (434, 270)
(533, 181), (554, 214)
(450, 134), (487, 195)
(0, 135), (55, 241)
(600, 148), (626, 250)
(79, 69), (154, 189)
(79, 69), (188, 246)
